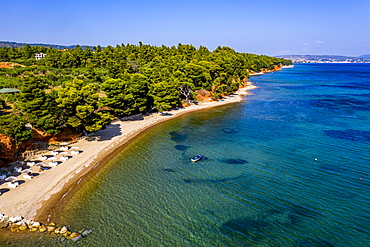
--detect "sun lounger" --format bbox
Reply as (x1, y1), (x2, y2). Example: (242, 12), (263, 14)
(60, 156), (69, 161)
(49, 162), (59, 167)
(39, 156), (47, 160)
(8, 182), (19, 188)
(23, 174), (33, 179)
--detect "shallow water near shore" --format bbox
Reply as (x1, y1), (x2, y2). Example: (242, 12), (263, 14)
(3, 63), (370, 246)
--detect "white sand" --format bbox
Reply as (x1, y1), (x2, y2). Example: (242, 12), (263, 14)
(0, 85), (256, 221)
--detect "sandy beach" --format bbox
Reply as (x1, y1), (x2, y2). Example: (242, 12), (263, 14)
(0, 85), (256, 223)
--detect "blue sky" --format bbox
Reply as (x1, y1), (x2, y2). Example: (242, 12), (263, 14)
(1, 0), (369, 56)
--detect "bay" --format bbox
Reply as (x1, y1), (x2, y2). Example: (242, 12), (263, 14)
(5, 63), (370, 246)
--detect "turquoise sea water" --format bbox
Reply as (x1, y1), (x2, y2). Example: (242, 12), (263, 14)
(3, 64), (370, 246)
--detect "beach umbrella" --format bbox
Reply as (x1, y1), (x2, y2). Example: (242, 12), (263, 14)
(60, 142), (69, 145)
(47, 157), (57, 160)
(70, 146), (79, 149)
(5, 176), (18, 182)
(21, 169), (33, 174)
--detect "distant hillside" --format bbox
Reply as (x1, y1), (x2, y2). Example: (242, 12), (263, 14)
(277, 55), (370, 63)
(359, 54), (370, 59)
(278, 55), (354, 60)
(0, 41), (94, 49)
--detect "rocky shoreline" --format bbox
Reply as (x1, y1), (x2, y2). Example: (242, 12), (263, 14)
(0, 213), (90, 242)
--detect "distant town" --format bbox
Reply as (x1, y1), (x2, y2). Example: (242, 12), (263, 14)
(277, 55), (370, 63)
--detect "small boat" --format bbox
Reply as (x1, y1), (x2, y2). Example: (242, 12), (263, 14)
(191, 155), (203, 162)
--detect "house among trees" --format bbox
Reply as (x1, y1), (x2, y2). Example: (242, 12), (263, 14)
(34, 53), (47, 60)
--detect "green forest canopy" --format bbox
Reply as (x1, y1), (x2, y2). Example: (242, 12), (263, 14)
(0, 43), (292, 145)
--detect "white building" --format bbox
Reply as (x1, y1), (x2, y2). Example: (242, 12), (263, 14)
(35, 53), (47, 60)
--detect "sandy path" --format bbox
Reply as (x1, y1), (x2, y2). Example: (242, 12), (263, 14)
(0, 85), (256, 221)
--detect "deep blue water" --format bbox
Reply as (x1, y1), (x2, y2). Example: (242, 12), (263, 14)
(4, 64), (370, 246)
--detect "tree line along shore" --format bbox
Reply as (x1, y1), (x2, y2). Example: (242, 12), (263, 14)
(0, 43), (292, 165)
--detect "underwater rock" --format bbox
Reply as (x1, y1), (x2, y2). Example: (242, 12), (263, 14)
(288, 203), (319, 225)
(169, 131), (188, 142)
(69, 232), (82, 242)
(81, 228), (95, 237)
(221, 217), (268, 238)
(9, 224), (19, 232)
(18, 222), (28, 231)
(223, 159), (248, 165)
(298, 238), (335, 247)
(320, 164), (347, 173)
(163, 168), (177, 173)
(311, 97), (370, 111)
(221, 128), (239, 134)
(39, 224), (47, 232)
(184, 175), (243, 184)
(29, 226), (39, 232)
(60, 226), (69, 234)
(48, 226), (57, 232)
(324, 129), (370, 142)
(174, 144), (190, 151)
(31, 221), (40, 227)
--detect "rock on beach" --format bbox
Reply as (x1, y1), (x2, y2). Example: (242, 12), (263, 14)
(0, 213), (83, 241)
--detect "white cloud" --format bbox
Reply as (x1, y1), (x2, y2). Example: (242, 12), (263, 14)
(316, 40), (324, 43)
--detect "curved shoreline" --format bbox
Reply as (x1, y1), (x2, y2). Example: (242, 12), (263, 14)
(0, 85), (257, 224)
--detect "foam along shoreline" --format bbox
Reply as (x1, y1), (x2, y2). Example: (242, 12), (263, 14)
(0, 85), (256, 223)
